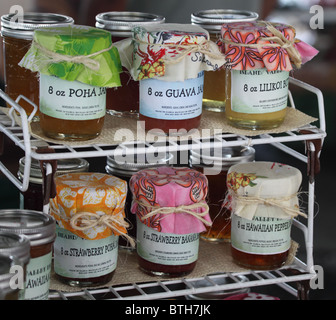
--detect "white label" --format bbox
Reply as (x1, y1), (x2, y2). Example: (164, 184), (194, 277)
(231, 215), (292, 255)
(40, 74), (106, 120)
(231, 68), (289, 114)
(24, 252), (52, 300)
(54, 225), (118, 279)
(136, 217), (199, 265)
(140, 72), (204, 120)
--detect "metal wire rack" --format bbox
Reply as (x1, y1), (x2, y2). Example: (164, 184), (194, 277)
(0, 77), (326, 300)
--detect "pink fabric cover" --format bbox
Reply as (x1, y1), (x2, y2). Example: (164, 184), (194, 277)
(130, 166), (211, 234)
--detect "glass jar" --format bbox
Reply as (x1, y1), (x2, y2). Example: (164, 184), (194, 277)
(190, 145), (255, 242)
(18, 157), (89, 211)
(221, 21), (297, 130)
(50, 172), (128, 287)
(19, 25), (122, 141)
(0, 210), (56, 300)
(130, 166), (211, 277)
(191, 9), (258, 112)
(105, 151), (173, 249)
(0, 12), (74, 115)
(0, 254), (23, 300)
(95, 11), (165, 117)
(226, 162), (303, 270)
(117, 23), (226, 133)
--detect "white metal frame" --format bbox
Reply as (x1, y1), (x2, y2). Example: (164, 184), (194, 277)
(0, 77), (326, 300)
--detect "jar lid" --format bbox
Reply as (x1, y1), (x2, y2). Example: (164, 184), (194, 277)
(0, 210), (56, 247)
(18, 157), (89, 185)
(190, 146), (255, 169)
(1, 12), (74, 39)
(95, 11), (165, 37)
(106, 152), (174, 177)
(0, 232), (30, 265)
(191, 9), (258, 33)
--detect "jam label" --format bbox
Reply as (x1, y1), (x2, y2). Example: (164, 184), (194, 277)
(230, 68), (289, 114)
(139, 72), (204, 120)
(137, 217), (199, 265)
(231, 215), (292, 255)
(23, 252), (52, 300)
(54, 225), (118, 279)
(40, 74), (106, 120)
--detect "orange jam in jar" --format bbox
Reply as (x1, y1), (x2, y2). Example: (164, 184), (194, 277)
(0, 12), (74, 115)
(226, 162), (303, 270)
(190, 145), (255, 242)
(50, 172), (129, 287)
(191, 9), (258, 112)
(19, 25), (122, 141)
(95, 11), (165, 118)
(0, 210), (56, 300)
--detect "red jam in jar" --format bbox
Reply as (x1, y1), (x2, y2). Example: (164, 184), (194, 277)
(95, 11), (165, 117)
(130, 166), (211, 277)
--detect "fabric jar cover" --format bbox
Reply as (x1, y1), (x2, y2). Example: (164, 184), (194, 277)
(220, 20), (319, 71)
(49, 172), (130, 241)
(130, 166), (211, 234)
(19, 24), (122, 88)
(115, 23), (227, 82)
(224, 161), (306, 220)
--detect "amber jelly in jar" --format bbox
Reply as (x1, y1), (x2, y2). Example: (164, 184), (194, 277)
(0, 12), (74, 115)
(221, 21), (296, 130)
(191, 9), (258, 112)
(96, 11), (165, 117)
(226, 162), (303, 270)
(190, 145), (255, 242)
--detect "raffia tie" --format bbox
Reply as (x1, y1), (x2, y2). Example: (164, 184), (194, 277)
(230, 192), (307, 219)
(135, 39), (227, 66)
(32, 41), (114, 71)
(223, 21), (302, 69)
(136, 200), (211, 226)
(70, 212), (136, 247)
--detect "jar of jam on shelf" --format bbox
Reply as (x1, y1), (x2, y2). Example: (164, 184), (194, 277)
(190, 145), (255, 242)
(105, 151), (173, 249)
(191, 9), (258, 112)
(0, 254), (24, 300)
(225, 161), (306, 270)
(1, 12), (74, 115)
(221, 20), (319, 130)
(96, 11), (165, 118)
(116, 23), (226, 133)
(19, 24), (122, 140)
(130, 166), (211, 277)
(50, 172), (132, 287)
(0, 210), (55, 300)
(18, 157), (89, 212)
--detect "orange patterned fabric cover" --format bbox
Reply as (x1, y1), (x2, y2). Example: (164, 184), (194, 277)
(50, 172), (127, 240)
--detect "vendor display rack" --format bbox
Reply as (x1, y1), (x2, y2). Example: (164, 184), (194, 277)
(0, 77), (326, 300)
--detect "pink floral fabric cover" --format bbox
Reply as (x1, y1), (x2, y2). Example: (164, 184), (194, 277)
(130, 166), (211, 234)
(220, 21), (318, 71)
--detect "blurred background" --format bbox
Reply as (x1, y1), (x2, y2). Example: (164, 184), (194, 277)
(0, 0), (335, 300)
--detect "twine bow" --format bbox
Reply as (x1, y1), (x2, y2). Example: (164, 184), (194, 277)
(69, 211), (136, 248)
(33, 41), (114, 71)
(227, 191), (307, 219)
(136, 200), (212, 226)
